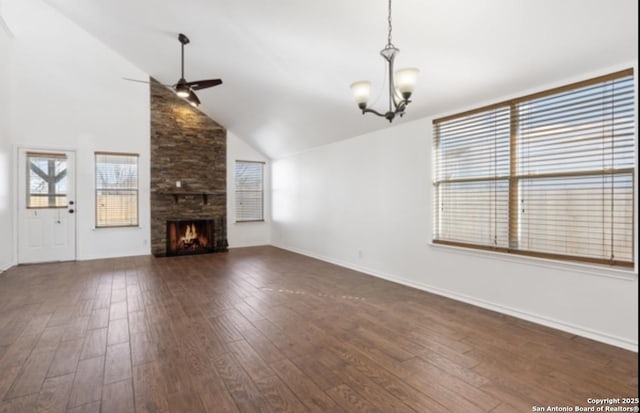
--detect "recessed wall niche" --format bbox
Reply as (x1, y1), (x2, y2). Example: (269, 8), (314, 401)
(149, 78), (227, 256)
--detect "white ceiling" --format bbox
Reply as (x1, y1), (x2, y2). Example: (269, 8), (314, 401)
(42, 0), (637, 159)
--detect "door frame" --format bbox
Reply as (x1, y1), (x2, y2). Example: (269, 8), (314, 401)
(15, 145), (78, 263)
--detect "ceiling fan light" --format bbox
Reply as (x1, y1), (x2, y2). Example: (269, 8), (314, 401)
(350, 81), (371, 109)
(395, 67), (419, 98)
(175, 81), (190, 98)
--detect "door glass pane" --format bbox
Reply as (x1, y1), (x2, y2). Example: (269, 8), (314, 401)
(27, 153), (68, 208)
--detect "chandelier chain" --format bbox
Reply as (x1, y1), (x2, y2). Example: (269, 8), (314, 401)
(387, 0), (393, 46)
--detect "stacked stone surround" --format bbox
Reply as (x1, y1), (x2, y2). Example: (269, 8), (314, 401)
(150, 78), (227, 256)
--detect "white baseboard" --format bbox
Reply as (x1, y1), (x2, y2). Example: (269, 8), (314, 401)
(228, 242), (270, 249)
(77, 250), (150, 261)
(0, 261), (15, 273)
(272, 243), (638, 352)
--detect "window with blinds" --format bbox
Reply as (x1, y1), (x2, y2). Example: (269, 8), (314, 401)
(433, 69), (635, 268)
(235, 160), (264, 222)
(95, 152), (139, 228)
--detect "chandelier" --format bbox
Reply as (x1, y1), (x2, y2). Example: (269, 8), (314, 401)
(350, 0), (419, 122)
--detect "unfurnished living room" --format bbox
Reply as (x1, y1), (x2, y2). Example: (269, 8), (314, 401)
(0, 0), (638, 412)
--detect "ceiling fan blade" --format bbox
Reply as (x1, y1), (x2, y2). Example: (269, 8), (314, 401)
(187, 79), (223, 90)
(122, 77), (151, 84)
(186, 90), (201, 107)
(124, 77), (173, 87)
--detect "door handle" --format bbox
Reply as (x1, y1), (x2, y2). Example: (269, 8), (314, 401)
(68, 209), (75, 214)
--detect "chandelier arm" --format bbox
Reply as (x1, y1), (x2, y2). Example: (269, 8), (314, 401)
(361, 107), (387, 118)
(362, 107), (405, 123)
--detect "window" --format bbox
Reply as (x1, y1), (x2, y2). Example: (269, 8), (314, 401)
(235, 160), (264, 222)
(433, 69), (635, 268)
(95, 152), (139, 227)
(26, 152), (68, 208)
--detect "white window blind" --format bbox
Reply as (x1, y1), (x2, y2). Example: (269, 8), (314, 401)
(433, 69), (635, 268)
(95, 152), (139, 227)
(235, 160), (264, 222)
(434, 108), (511, 248)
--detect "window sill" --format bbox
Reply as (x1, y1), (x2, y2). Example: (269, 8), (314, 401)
(428, 241), (637, 281)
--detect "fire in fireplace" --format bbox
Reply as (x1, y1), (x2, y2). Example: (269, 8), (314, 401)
(166, 219), (215, 256)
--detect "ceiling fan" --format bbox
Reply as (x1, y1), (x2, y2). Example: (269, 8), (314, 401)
(173, 33), (222, 106)
(124, 33), (222, 107)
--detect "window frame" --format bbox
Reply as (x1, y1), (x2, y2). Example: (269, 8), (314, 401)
(95, 151), (140, 228)
(432, 68), (635, 269)
(235, 160), (265, 223)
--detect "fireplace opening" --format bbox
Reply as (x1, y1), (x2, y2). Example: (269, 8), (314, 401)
(166, 219), (215, 256)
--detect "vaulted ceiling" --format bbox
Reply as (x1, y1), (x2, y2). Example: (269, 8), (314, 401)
(41, 0), (638, 158)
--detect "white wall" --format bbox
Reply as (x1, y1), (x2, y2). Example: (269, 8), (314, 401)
(4, 0), (150, 261)
(227, 131), (270, 247)
(0, 3), (14, 271)
(271, 67), (639, 351)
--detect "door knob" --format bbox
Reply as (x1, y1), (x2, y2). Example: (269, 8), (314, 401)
(68, 209), (75, 214)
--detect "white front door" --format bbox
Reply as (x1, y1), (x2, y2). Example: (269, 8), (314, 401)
(18, 148), (76, 263)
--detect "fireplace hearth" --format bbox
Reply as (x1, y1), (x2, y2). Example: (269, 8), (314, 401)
(166, 219), (215, 256)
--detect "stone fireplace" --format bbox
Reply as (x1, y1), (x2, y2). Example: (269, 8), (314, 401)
(150, 78), (227, 256)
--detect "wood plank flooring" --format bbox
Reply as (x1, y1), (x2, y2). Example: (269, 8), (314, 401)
(0, 246), (637, 412)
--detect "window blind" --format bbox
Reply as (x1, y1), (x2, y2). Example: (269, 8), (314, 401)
(433, 69), (635, 267)
(235, 161), (264, 222)
(434, 107), (511, 248)
(95, 152), (139, 227)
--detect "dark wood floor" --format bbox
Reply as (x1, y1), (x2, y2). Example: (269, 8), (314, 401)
(0, 246), (636, 412)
